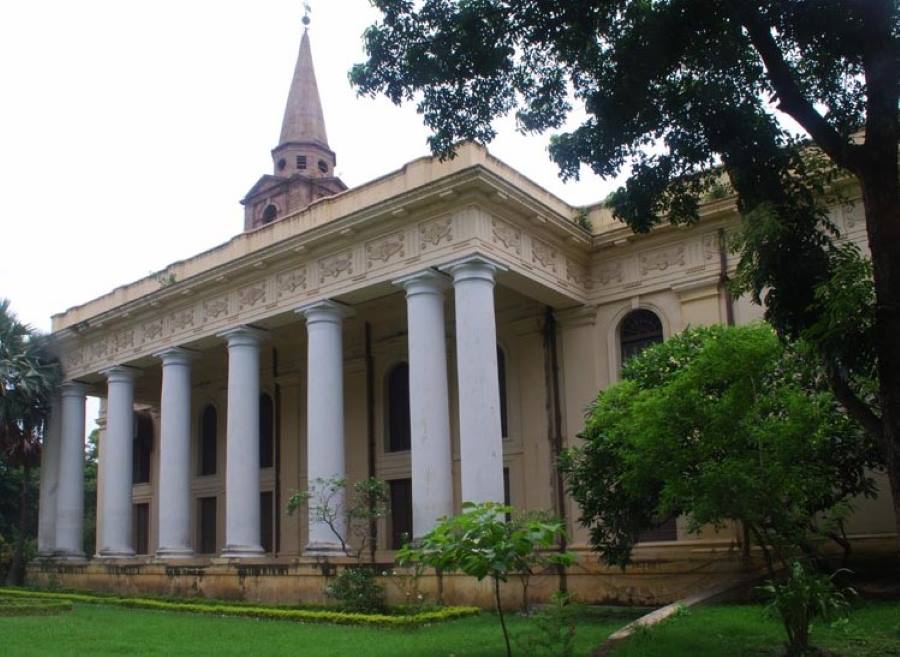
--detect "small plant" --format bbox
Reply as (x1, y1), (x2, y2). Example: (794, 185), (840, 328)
(387, 560), (428, 611)
(758, 561), (855, 657)
(513, 592), (577, 657)
(325, 566), (386, 614)
(573, 208), (592, 231)
(152, 271), (177, 287)
(398, 502), (573, 657)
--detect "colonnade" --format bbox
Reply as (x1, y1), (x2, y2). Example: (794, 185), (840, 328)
(37, 257), (506, 559)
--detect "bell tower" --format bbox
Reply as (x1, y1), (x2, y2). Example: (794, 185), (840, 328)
(241, 5), (346, 231)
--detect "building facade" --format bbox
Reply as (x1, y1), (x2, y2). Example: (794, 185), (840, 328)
(31, 24), (895, 606)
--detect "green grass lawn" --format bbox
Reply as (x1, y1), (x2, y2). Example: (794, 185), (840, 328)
(0, 603), (633, 657)
(613, 602), (900, 657)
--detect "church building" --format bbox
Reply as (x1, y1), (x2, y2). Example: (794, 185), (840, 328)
(31, 18), (895, 606)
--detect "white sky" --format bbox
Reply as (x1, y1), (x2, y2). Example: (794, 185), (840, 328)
(0, 1), (621, 432)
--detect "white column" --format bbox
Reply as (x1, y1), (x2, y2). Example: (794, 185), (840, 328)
(37, 394), (62, 556)
(443, 256), (506, 505)
(99, 366), (139, 558)
(394, 270), (453, 537)
(219, 326), (266, 558)
(155, 348), (196, 559)
(55, 382), (87, 560)
(296, 300), (351, 554)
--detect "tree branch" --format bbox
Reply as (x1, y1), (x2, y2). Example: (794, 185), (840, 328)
(731, 4), (864, 173)
(826, 366), (884, 444)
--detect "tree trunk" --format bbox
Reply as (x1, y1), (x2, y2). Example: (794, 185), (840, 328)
(494, 577), (512, 657)
(5, 463), (30, 586)
(859, 152), (900, 554)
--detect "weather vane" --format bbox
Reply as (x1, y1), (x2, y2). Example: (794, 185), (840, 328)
(302, 1), (311, 27)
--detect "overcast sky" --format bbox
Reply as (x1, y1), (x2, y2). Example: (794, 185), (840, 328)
(1, 0), (621, 335)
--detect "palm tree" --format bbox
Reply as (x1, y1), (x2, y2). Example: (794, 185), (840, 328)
(0, 299), (60, 585)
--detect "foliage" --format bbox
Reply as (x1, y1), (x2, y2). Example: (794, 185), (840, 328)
(325, 566), (386, 614)
(385, 562), (428, 611)
(398, 502), (572, 657)
(758, 561), (855, 657)
(287, 476), (390, 561)
(0, 587), (479, 627)
(83, 429), (99, 556)
(351, 0), (900, 545)
(0, 299), (60, 585)
(513, 592), (578, 657)
(560, 324), (879, 571)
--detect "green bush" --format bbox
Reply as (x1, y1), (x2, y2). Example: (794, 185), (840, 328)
(513, 592), (578, 657)
(0, 587), (479, 627)
(325, 566), (386, 613)
(758, 561), (854, 657)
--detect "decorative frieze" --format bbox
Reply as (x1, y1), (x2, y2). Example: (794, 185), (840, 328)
(566, 259), (591, 289)
(276, 268), (308, 297)
(142, 319), (163, 341)
(203, 296), (229, 321)
(491, 218), (521, 254)
(596, 261), (623, 286)
(531, 239), (557, 272)
(702, 233), (719, 261)
(419, 217), (452, 249)
(639, 245), (685, 275)
(237, 284), (266, 310)
(366, 232), (405, 267)
(319, 251), (353, 283)
(171, 309), (195, 331)
(114, 330), (134, 351)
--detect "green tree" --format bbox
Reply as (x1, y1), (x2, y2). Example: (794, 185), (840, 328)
(398, 502), (572, 657)
(83, 428), (99, 557)
(351, 0), (900, 547)
(0, 299), (60, 584)
(560, 324), (879, 573)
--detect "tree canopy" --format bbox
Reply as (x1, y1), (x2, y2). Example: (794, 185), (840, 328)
(352, 0), (900, 548)
(559, 324), (879, 571)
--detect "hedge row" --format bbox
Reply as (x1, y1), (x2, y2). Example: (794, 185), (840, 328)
(0, 596), (73, 617)
(0, 588), (478, 627)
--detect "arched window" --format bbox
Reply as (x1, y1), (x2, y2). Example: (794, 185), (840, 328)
(133, 412), (153, 484)
(620, 309), (664, 365)
(199, 404), (217, 476)
(259, 393), (274, 469)
(497, 345), (508, 438)
(386, 362), (410, 452)
(261, 204), (278, 224)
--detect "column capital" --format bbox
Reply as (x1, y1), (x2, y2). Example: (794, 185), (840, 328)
(59, 381), (89, 398)
(99, 365), (141, 383)
(154, 347), (200, 365)
(295, 299), (354, 323)
(393, 269), (451, 296)
(217, 325), (269, 347)
(439, 254), (508, 284)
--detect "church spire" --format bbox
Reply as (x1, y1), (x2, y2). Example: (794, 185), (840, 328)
(278, 26), (329, 148)
(241, 3), (346, 232)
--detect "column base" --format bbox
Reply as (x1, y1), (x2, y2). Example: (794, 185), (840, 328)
(303, 542), (348, 557)
(52, 550), (87, 562)
(220, 544), (266, 559)
(98, 548), (136, 559)
(155, 547), (195, 560)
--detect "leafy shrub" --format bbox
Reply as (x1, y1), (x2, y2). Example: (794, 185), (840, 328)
(0, 587), (479, 627)
(325, 566), (386, 614)
(758, 561), (854, 656)
(0, 596), (72, 616)
(513, 592), (577, 657)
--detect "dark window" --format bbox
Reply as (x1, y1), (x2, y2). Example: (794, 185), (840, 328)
(277, 158), (287, 171)
(296, 155), (307, 169)
(261, 204), (278, 224)
(389, 478), (412, 549)
(199, 405), (217, 476)
(133, 413), (153, 485)
(259, 393), (274, 469)
(620, 309), (664, 365)
(317, 159), (328, 173)
(260, 491), (274, 553)
(497, 346), (508, 438)
(503, 467), (511, 521)
(386, 363), (411, 452)
(637, 517), (678, 543)
(198, 496), (217, 554)
(133, 502), (150, 555)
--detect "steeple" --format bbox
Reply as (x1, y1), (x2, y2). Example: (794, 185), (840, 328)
(279, 29), (329, 149)
(241, 5), (346, 232)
